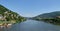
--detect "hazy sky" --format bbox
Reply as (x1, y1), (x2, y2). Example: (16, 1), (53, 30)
(0, 0), (60, 17)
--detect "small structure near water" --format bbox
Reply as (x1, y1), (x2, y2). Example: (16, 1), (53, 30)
(0, 23), (12, 28)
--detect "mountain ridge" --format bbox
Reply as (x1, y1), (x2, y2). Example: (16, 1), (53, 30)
(34, 11), (60, 19)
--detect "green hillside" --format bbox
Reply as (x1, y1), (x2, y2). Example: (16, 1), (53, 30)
(33, 11), (60, 25)
(0, 5), (26, 25)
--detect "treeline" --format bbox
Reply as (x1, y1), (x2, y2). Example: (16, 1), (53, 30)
(34, 17), (60, 25)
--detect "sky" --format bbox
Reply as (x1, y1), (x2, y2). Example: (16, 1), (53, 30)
(0, 0), (60, 17)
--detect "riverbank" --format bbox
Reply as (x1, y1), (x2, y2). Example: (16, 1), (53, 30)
(0, 23), (12, 28)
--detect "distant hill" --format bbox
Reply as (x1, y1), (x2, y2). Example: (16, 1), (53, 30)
(34, 11), (60, 19)
(0, 5), (26, 25)
(33, 11), (60, 25)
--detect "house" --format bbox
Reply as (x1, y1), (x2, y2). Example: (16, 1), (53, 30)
(4, 11), (8, 14)
(0, 14), (3, 20)
(56, 16), (60, 18)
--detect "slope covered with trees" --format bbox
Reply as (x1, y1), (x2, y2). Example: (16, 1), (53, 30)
(33, 11), (60, 25)
(0, 5), (26, 26)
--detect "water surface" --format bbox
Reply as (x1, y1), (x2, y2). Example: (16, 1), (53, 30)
(1, 19), (60, 31)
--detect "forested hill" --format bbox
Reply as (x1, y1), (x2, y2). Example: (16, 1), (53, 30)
(34, 11), (60, 19)
(33, 11), (60, 25)
(0, 5), (26, 24)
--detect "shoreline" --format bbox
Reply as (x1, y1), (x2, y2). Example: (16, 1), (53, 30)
(0, 23), (12, 28)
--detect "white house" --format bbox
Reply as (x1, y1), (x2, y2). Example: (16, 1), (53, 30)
(0, 14), (3, 20)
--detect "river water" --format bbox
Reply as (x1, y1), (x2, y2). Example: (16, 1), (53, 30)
(1, 19), (60, 31)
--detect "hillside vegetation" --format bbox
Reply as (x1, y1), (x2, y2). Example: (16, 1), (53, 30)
(0, 5), (26, 25)
(33, 11), (60, 25)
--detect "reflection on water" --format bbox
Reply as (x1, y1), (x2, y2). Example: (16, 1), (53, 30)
(0, 20), (60, 31)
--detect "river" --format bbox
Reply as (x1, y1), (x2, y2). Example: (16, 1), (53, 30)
(1, 19), (60, 31)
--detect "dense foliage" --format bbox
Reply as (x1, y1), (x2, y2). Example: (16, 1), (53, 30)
(0, 5), (26, 24)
